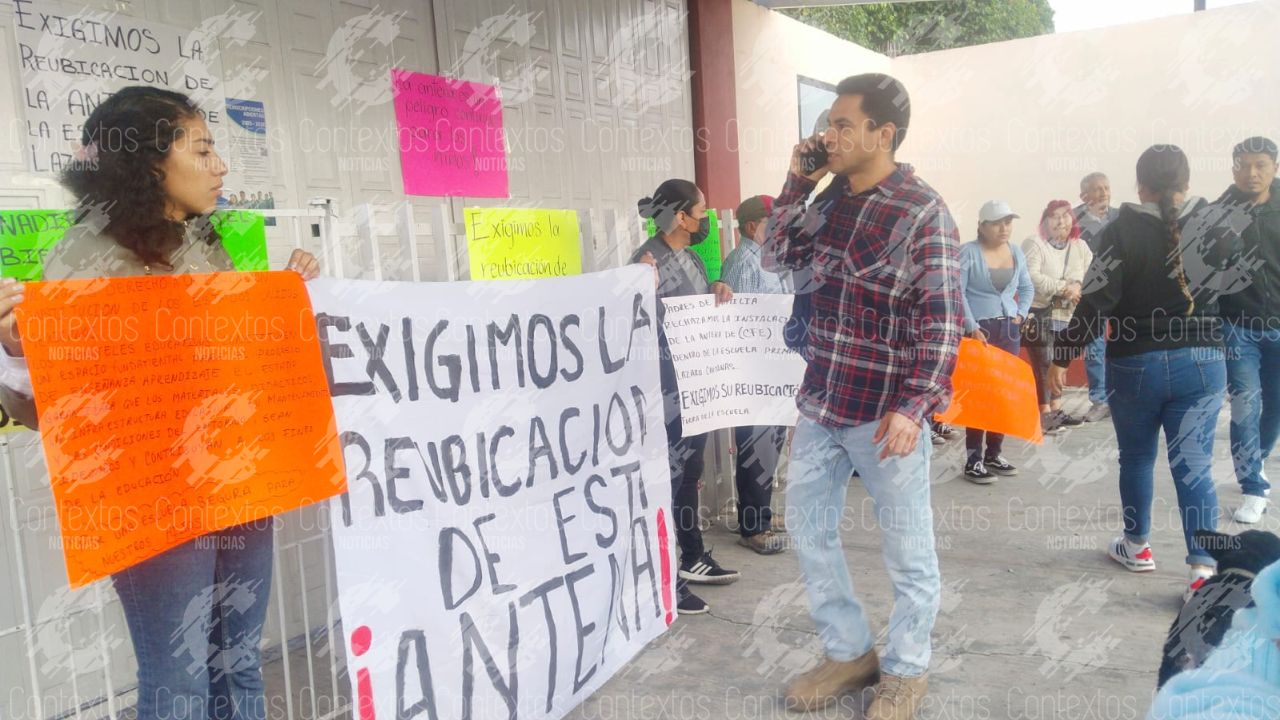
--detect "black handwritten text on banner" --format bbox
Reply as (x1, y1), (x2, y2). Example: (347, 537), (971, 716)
(661, 294), (806, 435)
(307, 267), (675, 720)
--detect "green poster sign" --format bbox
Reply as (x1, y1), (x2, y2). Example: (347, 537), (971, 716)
(644, 207), (723, 283)
(211, 211), (270, 272)
(0, 209), (270, 280)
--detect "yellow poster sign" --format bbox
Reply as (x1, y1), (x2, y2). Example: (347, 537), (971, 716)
(464, 208), (582, 280)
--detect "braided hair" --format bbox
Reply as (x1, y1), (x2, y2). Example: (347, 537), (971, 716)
(1136, 145), (1194, 315)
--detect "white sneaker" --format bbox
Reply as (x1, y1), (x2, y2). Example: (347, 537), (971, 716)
(1184, 565), (1216, 603)
(1234, 495), (1268, 524)
(1107, 536), (1155, 572)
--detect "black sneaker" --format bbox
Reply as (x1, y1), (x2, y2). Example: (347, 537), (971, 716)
(677, 586), (709, 615)
(1041, 412), (1065, 435)
(937, 423), (957, 438)
(930, 430), (946, 446)
(983, 455), (1019, 476)
(964, 459), (996, 484)
(679, 552), (740, 585)
(1055, 410), (1083, 427)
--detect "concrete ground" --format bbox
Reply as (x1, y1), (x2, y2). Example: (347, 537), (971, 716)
(562, 389), (1278, 720)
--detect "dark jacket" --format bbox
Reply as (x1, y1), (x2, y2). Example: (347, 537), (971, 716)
(1053, 198), (1238, 365)
(1217, 179), (1280, 324)
(628, 235), (710, 438)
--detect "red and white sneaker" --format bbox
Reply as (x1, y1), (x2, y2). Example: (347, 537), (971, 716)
(1184, 565), (1215, 603)
(1107, 537), (1155, 572)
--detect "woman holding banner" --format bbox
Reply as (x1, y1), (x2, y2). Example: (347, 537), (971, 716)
(631, 178), (738, 615)
(958, 200), (1035, 482)
(1049, 145), (1235, 601)
(1023, 199), (1092, 434)
(0, 86), (319, 720)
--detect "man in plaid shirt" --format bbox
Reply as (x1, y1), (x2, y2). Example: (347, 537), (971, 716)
(762, 73), (962, 720)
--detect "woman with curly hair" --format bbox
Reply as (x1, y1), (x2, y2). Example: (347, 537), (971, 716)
(1023, 198), (1093, 433)
(0, 86), (319, 720)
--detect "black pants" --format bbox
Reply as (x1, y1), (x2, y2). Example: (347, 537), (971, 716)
(733, 425), (785, 537)
(668, 429), (707, 564)
(967, 317), (1022, 462)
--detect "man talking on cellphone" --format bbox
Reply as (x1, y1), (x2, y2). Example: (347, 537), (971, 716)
(762, 73), (962, 719)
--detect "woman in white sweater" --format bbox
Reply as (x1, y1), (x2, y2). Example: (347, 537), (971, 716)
(1023, 199), (1093, 433)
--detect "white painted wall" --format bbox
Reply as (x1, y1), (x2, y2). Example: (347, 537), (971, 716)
(892, 0), (1280, 237)
(730, 0), (890, 203)
(733, 0), (1280, 242)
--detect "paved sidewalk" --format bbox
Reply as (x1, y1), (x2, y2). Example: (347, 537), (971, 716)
(566, 391), (1274, 720)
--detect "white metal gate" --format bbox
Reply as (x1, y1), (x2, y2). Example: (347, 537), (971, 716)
(0, 201), (759, 720)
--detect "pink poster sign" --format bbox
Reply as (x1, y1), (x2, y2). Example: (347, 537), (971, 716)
(391, 69), (509, 198)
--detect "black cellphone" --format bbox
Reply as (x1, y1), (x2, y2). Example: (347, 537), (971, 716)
(800, 143), (829, 174)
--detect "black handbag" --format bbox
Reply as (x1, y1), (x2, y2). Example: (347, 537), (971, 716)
(1020, 308), (1053, 347)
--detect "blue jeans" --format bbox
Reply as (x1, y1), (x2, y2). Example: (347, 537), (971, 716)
(1107, 348), (1224, 566)
(1085, 334), (1108, 405)
(1225, 322), (1280, 498)
(786, 415), (939, 677)
(112, 520), (275, 720)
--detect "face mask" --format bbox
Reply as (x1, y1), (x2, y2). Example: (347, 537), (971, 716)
(689, 215), (711, 245)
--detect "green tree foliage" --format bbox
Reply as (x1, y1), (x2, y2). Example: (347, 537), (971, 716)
(780, 0), (1055, 57)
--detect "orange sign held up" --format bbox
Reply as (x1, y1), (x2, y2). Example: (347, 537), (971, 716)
(18, 272), (347, 587)
(935, 337), (1043, 444)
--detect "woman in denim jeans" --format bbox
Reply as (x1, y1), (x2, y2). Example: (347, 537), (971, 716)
(0, 87), (321, 720)
(958, 200), (1035, 482)
(1050, 145), (1238, 601)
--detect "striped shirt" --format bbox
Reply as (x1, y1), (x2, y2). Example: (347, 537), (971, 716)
(762, 164), (963, 427)
(720, 238), (788, 294)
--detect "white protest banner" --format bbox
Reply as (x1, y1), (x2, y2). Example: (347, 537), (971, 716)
(661, 293), (806, 435)
(309, 266), (675, 720)
(11, 0), (244, 190)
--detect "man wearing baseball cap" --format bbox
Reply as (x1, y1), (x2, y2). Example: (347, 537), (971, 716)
(720, 194), (790, 555)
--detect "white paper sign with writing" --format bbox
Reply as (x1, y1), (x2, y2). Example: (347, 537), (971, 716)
(11, 0), (242, 189)
(309, 267), (675, 720)
(661, 293), (807, 435)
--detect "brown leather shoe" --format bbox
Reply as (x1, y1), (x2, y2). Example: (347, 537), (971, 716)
(738, 531), (786, 555)
(865, 672), (928, 720)
(783, 650), (880, 713)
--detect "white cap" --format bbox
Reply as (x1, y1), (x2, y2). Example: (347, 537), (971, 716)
(978, 200), (1019, 223)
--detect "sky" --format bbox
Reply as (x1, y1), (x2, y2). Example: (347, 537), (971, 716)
(1048, 0), (1264, 33)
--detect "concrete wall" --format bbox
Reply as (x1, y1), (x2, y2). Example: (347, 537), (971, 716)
(892, 0), (1280, 236)
(732, 0), (1280, 240)
(730, 0), (889, 203)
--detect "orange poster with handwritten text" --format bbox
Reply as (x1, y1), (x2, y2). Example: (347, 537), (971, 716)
(18, 272), (346, 587)
(934, 337), (1044, 445)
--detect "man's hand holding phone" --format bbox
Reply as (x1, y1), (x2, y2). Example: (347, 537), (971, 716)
(790, 134), (830, 183)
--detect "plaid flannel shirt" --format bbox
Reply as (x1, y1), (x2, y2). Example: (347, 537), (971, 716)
(762, 164), (963, 427)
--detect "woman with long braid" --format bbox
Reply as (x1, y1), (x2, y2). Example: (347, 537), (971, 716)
(1049, 145), (1237, 602)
